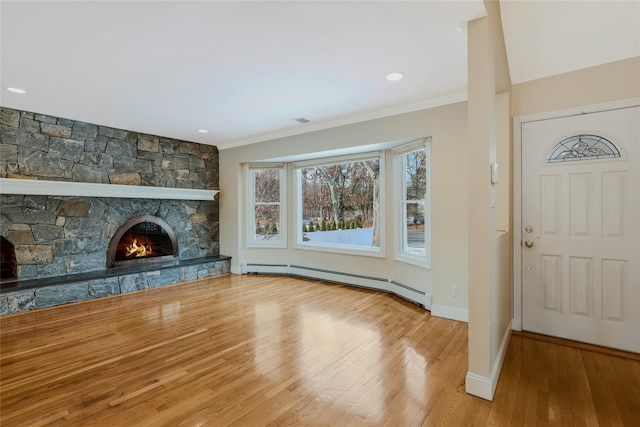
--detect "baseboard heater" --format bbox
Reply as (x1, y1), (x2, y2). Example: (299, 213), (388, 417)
(244, 263), (431, 309)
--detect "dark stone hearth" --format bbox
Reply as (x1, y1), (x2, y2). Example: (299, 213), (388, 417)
(119, 273), (149, 293)
(0, 256), (231, 316)
(88, 278), (120, 298)
(36, 282), (87, 308)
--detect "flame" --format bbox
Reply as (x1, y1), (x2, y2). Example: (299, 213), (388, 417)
(125, 238), (153, 258)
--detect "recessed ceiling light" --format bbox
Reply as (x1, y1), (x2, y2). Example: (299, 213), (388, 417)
(197, 129), (208, 133)
(7, 87), (27, 94)
(385, 72), (405, 81)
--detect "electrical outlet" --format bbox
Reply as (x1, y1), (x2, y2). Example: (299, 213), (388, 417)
(452, 285), (459, 297)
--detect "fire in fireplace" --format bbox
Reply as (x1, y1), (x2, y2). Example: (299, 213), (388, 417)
(107, 216), (178, 268)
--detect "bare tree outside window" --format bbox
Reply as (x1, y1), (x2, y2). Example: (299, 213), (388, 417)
(252, 168), (281, 241)
(300, 158), (380, 248)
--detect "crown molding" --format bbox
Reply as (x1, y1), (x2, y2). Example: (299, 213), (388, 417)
(218, 93), (468, 150)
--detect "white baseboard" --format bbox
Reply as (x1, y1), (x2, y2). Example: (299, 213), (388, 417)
(431, 304), (469, 322)
(242, 263), (431, 309)
(289, 265), (390, 292)
(465, 319), (512, 401)
(390, 281), (432, 310)
(230, 265), (243, 275)
(244, 263), (289, 275)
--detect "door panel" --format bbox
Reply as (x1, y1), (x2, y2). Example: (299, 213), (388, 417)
(522, 106), (639, 353)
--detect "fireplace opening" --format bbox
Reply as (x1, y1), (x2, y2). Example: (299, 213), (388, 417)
(0, 236), (17, 283)
(107, 216), (178, 268)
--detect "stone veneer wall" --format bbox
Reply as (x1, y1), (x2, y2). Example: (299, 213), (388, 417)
(0, 107), (218, 187)
(1, 195), (218, 279)
(0, 107), (220, 280)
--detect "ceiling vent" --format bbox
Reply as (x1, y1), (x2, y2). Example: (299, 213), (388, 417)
(294, 117), (310, 124)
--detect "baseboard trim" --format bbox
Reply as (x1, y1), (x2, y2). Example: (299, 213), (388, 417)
(243, 263), (432, 309)
(245, 263), (289, 275)
(389, 280), (431, 309)
(465, 319), (512, 401)
(431, 304), (468, 322)
(289, 265), (390, 292)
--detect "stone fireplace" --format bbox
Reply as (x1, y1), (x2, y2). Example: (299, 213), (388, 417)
(0, 107), (229, 315)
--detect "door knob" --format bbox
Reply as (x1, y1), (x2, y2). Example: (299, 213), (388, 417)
(524, 240), (534, 248)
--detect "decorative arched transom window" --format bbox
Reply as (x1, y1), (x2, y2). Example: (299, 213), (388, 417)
(546, 134), (621, 163)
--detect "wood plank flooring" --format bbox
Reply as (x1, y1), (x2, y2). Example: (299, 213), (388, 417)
(1, 274), (639, 426)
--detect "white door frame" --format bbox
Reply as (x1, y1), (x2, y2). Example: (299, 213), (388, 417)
(512, 97), (640, 331)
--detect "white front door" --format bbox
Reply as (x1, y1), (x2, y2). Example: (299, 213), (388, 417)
(521, 106), (640, 353)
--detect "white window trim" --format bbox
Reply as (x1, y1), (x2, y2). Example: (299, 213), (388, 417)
(293, 151), (385, 258)
(245, 163), (287, 248)
(393, 139), (431, 268)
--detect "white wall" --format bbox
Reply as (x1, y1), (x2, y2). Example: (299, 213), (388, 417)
(219, 102), (469, 318)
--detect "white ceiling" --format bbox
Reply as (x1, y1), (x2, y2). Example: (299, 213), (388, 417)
(500, 0), (639, 85)
(1, 1), (638, 150)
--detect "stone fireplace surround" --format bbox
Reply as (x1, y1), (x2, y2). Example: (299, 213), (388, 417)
(0, 107), (230, 316)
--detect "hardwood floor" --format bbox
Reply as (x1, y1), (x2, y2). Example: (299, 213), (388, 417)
(1, 274), (639, 426)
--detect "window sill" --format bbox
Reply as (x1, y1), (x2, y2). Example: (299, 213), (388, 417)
(294, 241), (384, 258)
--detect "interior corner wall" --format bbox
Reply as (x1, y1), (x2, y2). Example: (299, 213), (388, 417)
(219, 102), (469, 318)
(465, 0), (513, 402)
(466, 12), (497, 400)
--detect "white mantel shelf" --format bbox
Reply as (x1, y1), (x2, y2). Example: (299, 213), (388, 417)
(0, 178), (219, 201)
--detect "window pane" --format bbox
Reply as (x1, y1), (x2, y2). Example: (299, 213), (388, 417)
(254, 205), (280, 241)
(405, 150), (426, 200)
(405, 202), (425, 255)
(254, 169), (280, 203)
(300, 159), (380, 248)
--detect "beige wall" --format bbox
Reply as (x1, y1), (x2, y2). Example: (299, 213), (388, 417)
(219, 102), (469, 315)
(512, 57), (640, 117)
(492, 92), (512, 366)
